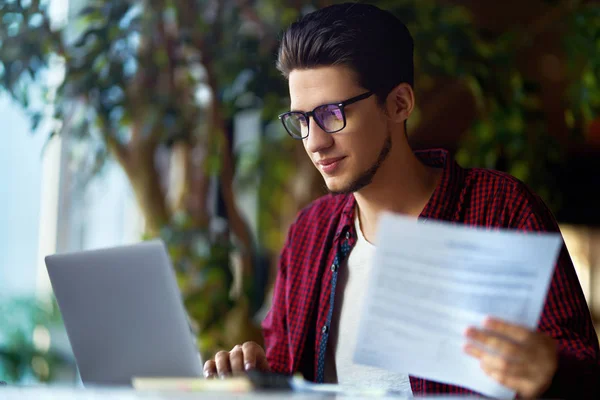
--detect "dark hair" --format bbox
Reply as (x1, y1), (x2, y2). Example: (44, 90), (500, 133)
(277, 2), (414, 105)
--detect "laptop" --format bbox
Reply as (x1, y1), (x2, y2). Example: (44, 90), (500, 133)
(45, 239), (204, 386)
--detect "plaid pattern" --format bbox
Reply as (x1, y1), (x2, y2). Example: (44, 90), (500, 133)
(262, 148), (600, 398)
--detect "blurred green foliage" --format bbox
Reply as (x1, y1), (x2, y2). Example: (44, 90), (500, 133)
(0, 297), (73, 383)
(564, 5), (600, 136)
(374, 0), (599, 210)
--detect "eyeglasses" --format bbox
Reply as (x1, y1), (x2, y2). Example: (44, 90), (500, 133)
(278, 91), (373, 140)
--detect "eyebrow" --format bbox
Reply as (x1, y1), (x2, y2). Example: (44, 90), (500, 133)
(289, 99), (343, 113)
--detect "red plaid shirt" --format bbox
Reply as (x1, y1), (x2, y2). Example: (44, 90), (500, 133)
(262, 149), (600, 398)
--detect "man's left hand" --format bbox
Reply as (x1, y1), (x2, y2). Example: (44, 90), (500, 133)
(464, 317), (557, 398)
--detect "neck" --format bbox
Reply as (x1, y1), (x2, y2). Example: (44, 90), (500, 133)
(354, 143), (442, 244)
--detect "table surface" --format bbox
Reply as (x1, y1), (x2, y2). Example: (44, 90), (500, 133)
(0, 386), (426, 399)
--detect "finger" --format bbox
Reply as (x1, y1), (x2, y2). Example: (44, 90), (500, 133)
(215, 350), (232, 377)
(482, 365), (539, 398)
(242, 341), (269, 371)
(203, 360), (217, 379)
(229, 345), (244, 374)
(241, 341), (259, 370)
(465, 328), (524, 361)
(479, 349), (526, 378)
(465, 343), (527, 378)
(466, 343), (537, 396)
(463, 342), (485, 359)
(466, 328), (527, 361)
(483, 317), (531, 343)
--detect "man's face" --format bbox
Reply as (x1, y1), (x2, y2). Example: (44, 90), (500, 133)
(288, 66), (391, 194)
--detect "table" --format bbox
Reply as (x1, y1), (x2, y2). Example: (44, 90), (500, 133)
(0, 386), (423, 399)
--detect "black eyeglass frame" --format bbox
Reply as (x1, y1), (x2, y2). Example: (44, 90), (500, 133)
(278, 91), (373, 139)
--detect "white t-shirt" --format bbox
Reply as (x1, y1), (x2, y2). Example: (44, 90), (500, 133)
(324, 212), (413, 396)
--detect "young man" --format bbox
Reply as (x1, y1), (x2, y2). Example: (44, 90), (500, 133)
(204, 3), (599, 398)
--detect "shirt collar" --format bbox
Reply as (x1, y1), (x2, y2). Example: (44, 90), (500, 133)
(335, 148), (463, 239)
(417, 148), (465, 222)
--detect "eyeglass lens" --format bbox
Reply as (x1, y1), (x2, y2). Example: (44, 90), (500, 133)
(283, 104), (345, 138)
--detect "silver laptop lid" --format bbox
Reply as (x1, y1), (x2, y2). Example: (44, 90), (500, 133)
(45, 239), (203, 386)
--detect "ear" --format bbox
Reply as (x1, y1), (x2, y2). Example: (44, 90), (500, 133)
(385, 83), (415, 124)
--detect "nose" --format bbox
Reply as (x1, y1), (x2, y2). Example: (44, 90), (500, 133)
(304, 117), (334, 154)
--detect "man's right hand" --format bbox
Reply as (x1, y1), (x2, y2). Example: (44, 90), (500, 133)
(203, 341), (270, 378)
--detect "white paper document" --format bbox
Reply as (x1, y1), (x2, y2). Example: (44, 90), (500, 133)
(353, 213), (562, 399)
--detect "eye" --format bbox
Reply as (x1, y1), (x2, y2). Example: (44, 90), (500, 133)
(319, 105), (343, 120)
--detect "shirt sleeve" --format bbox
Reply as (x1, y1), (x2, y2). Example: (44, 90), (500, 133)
(516, 192), (600, 399)
(261, 222), (294, 375)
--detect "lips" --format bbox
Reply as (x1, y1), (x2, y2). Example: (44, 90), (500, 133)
(317, 156), (346, 174)
(317, 157), (345, 166)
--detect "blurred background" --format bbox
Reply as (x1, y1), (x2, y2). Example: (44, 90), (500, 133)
(1, 0), (599, 386)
